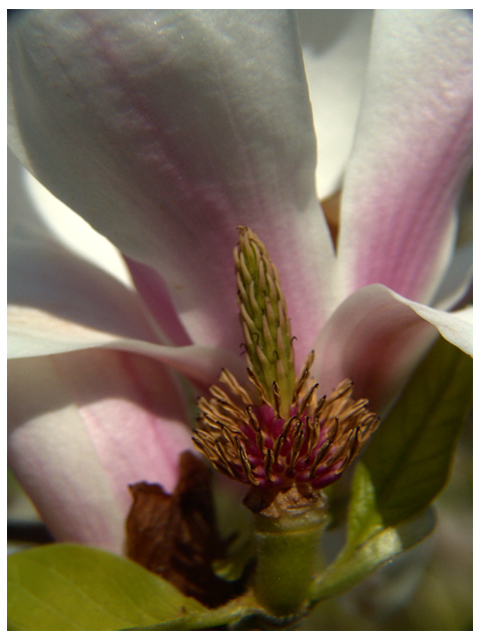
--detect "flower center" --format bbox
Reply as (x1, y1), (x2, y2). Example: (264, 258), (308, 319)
(194, 354), (379, 492)
(194, 227), (379, 498)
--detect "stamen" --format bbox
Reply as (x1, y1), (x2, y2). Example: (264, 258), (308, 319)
(219, 369), (254, 405)
(235, 437), (259, 485)
(309, 440), (332, 477)
(272, 433), (285, 461)
(272, 381), (282, 418)
(264, 449), (274, 481)
(298, 383), (319, 416)
(246, 405), (260, 430)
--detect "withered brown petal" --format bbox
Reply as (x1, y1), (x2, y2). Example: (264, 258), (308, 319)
(126, 451), (244, 608)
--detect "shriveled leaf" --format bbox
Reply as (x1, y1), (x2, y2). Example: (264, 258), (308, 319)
(348, 336), (472, 547)
(8, 543), (209, 630)
(126, 452), (241, 608)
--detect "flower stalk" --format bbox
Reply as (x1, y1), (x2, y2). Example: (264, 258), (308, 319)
(251, 490), (328, 616)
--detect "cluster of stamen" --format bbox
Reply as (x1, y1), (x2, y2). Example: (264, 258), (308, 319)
(194, 352), (379, 491)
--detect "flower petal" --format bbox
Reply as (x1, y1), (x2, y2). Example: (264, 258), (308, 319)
(298, 9), (373, 199)
(124, 256), (193, 348)
(8, 305), (247, 397)
(336, 10), (472, 305)
(22, 160), (134, 288)
(9, 9), (335, 361)
(9, 236), (160, 342)
(431, 175), (472, 310)
(8, 349), (196, 552)
(311, 284), (472, 413)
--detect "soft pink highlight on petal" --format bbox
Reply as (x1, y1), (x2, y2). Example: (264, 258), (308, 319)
(52, 350), (196, 515)
(8, 349), (196, 551)
(337, 10), (472, 306)
(8, 356), (125, 552)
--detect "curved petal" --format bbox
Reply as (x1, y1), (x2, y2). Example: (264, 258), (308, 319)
(124, 256), (193, 348)
(8, 307), (247, 397)
(8, 349), (196, 553)
(9, 237), (160, 345)
(311, 284), (472, 413)
(431, 243), (472, 312)
(298, 9), (373, 199)
(8, 196), (245, 388)
(8, 9), (335, 362)
(432, 173), (472, 310)
(22, 161), (134, 288)
(336, 10), (472, 306)
(8, 147), (52, 241)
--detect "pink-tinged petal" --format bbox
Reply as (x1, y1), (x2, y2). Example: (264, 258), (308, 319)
(8, 303), (246, 399)
(9, 10), (335, 362)
(9, 237), (160, 346)
(311, 284), (472, 413)
(8, 357), (124, 552)
(395, 298), (472, 358)
(298, 10), (373, 199)
(8, 349), (196, 553)
(125, 257), (192, 347)
(336, 10), (472, 306)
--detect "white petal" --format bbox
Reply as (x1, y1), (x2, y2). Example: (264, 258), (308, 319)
(9, 10), (335, 360)
(23, 163), (133, 287)
(432, 176), (473, 310)
(8, 237), (160, 347)
(8, 305), (246, 392)
(298, 10), (373, 199)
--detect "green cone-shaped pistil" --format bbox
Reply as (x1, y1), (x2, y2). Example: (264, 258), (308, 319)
(234, 227), (296, 417)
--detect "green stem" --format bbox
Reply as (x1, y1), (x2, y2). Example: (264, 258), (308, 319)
(252, 504), (328, 617)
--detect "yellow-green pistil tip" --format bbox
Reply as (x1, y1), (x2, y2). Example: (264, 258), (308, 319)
(234, 226), (295, 418)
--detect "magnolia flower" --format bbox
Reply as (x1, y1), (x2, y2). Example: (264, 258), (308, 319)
(8, 10), (472, 555)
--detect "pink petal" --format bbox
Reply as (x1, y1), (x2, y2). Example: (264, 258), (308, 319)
(311, 284), (472, 413)
(8, 304), (246, 394)
(8, 349), (196, 553)
(336, 10), (472, 306)
(9, 10), (335, 362)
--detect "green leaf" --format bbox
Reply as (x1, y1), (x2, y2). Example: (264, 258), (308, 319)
(348, 337), (472, 547)
(8, 543), (256, 631)
(310, 507), (435, 603)
(310, 337), (471, 604)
